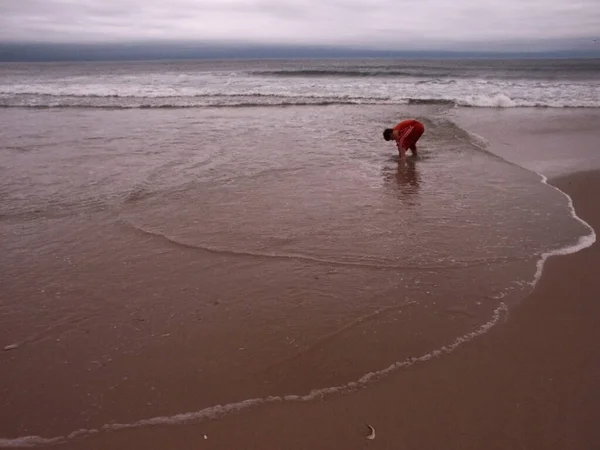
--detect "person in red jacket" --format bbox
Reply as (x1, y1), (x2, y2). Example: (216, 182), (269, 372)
(383, 119), (425, 160)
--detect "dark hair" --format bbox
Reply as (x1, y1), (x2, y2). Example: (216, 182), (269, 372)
(383, 128), (394, 141)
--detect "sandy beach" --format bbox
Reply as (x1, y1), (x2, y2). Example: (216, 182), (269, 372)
(48, 170), (598, 450)
(1, 109), (599, 449)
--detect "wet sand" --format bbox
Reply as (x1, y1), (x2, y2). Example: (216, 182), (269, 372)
(53, 170), (600, 450)
(48, 172), (600, 449)
(1, 105), (599, 449)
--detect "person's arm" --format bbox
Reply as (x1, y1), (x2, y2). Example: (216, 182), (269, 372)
(397, 140), (406, 159)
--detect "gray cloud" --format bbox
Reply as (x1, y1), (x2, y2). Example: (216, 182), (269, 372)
(1, 0), (599, 50)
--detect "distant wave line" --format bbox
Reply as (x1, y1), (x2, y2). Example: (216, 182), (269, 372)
(0, 91), (390, 101)
(250, 69), (454, 78)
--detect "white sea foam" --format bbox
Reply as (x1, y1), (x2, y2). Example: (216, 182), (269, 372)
(1, 93), (599, 108)
(1, 69), (600, 109)
(0, 437), (64, 448)
(456, 93), (519, 108)
(5, 56), (600, 107)
(532, 174), (596, 286)
(452, 118), (597, 287)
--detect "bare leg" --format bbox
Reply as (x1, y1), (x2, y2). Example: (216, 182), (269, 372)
(410, 144), (418, 157)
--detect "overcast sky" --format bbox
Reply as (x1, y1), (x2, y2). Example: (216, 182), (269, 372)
(1, 0), (599, 50)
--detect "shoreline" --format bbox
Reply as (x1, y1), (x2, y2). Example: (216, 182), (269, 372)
(2, 170), (597, 449)
(69, 170), (600, 449)
(532, 173), (596, 286)
(1, 104), (599, 449)
(148, 169), (599, 450)
(215, 169), (600, 450)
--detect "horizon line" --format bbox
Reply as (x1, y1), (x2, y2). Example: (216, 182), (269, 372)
(1, 41), (599, 62)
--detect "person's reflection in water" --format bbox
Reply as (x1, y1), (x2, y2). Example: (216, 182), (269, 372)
(383, 158), (421, 203)
(395, 158), (420, 189)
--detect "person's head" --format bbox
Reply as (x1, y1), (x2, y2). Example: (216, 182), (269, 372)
(383, 128), (394, 141)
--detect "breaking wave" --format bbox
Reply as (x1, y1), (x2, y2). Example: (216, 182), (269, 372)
(251, 69), (453, 78)
(1, 93), (597, 109)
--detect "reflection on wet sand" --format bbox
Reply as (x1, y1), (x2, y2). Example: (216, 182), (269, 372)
(383, 158), (421, 201)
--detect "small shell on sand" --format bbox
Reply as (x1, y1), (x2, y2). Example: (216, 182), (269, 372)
(3, 344), (19, 351)
(366, 425), (376, 440)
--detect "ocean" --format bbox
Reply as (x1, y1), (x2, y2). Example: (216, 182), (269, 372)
(0, 58), (598, 446)
(1, 58), (600, 108)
